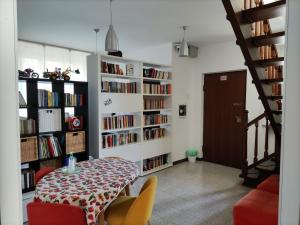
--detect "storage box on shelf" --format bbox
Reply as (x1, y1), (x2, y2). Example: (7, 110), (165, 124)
(87, 54), (173, 175)
(18, 78), (89, 193)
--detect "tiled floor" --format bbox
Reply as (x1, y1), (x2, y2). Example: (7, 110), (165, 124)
(131, 161), (251, 225)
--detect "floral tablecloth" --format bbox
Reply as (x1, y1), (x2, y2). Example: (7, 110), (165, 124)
(35, 158), (139, 225)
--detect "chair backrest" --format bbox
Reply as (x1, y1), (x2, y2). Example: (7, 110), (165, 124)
(123, 176), (158, 225)
(35, 167), (55, 183)
(27, 202), (87, 225)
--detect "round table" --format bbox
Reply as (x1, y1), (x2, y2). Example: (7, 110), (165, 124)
(35, 158), (139, 225)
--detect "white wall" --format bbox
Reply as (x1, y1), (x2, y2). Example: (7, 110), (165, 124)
(126, 43), (173, 66)
(0, 0), (23, 224)
(279, 0), (300, 224)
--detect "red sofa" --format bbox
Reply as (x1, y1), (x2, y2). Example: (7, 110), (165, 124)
(234, 175), (279, 225)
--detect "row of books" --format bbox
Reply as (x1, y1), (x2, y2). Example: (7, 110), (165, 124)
(144, 98), (165, 110)
(102, 81), (138, 93)
(21, 169), (35, 191)
(101, 61), (124, 75)
(143, 127), (166, 141)
(20, 118), (36, 135)
(143, 68), (171, 80)
(102, 115), (137, 130)
(39, 135), (62, 159)
(143, 154), (169, 172)
(64, 93), (85, 107)
(102, 132), (138, 149)
(144, 114), (168, 126)
(143, 83), (172, 95)
(38, 89), (60, 107)
(272, 83), (282, 96)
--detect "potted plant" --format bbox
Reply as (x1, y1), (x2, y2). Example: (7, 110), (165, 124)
(186, 149), (198, 163)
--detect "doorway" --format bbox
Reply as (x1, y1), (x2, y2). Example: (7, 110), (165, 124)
(203, 70), (247, 169)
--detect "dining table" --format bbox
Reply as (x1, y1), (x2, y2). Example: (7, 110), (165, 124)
(35, 158), (139, 225)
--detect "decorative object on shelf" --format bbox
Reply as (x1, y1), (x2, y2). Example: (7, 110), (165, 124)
(179, 105), (186, 117)
(179, 26), (189, 57)
(105, 0), (119, 53)
(68, 116), (83, 131)
(18, 68), (39, 79)
(108, 50), (123, 57)
(104, 98), (112, 106)
(43, 67), (80, 81)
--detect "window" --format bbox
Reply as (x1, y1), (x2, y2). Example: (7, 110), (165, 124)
(18, 41), (90, 81)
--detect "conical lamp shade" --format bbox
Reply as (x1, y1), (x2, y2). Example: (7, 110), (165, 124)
(105, 24), (119, 52)
(179, 38), (189, 57)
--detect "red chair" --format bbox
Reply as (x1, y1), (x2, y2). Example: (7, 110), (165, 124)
(233, 189), (278, 225)
(27, 202), (87, 225)
(35, 167), (55, 183)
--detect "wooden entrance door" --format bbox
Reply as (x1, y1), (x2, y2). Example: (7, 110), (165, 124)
(203, 70), (247, 168)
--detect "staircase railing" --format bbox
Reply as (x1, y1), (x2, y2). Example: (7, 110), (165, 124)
(242, 111), (275, 177)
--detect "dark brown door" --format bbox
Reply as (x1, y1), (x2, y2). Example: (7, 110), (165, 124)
(203, 70), (247, 168)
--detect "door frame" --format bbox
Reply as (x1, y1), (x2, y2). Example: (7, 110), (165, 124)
(202, 69), (247, 168)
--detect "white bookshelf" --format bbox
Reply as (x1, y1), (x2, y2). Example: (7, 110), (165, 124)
(87, 54), (173, 176)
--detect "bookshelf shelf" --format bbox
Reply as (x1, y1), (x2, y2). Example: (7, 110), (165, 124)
(103, 141), (141, 150)
(143, 123), (171, 128)
(142, 77), (172, 82)
(100, 73), (141, 80)
(87, 54), (173, 176)
(101, 126), (141, 133)
(142, 163), (172, 176)
(143, 94), (172, 97)
(143, 108), (172, 112)
(18, 77), (89, 193)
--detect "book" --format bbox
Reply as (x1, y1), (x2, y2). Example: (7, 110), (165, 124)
(20, 118), (36, 135)
(39, 135), (62, 159)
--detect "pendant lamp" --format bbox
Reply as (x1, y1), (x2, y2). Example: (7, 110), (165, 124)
(179, 26), (189, 57)
(105, 0), (119, 52)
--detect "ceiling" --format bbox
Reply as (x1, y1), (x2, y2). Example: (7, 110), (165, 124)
(17, 0), (236, 52)
(17, 0), (285, 53)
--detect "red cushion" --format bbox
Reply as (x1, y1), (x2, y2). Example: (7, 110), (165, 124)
(257, 175), (279, 195)
(27, 202), (87, 225)
(234, 189), (278, 225)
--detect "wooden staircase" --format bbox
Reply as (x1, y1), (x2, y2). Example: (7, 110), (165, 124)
(222, 0), (286, 185)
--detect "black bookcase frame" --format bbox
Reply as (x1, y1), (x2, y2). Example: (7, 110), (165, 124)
(19, 78), (89, 193)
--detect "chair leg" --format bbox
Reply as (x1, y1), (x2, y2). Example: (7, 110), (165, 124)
(125, 184), (131, 196)
(147, 221), (152, 225)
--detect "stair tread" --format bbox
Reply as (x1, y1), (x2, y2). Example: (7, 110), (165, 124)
(266, 95), (283, 100)
(241, 0), (286, 23)
(254, 57), (285, 67)
(256, 159), (276, 171)
(247, 31), (285, 47)
(272, 110), (282, 115)
(261, 78), (284, 84)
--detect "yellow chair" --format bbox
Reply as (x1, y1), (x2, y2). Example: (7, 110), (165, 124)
(105, 176), (158, 225)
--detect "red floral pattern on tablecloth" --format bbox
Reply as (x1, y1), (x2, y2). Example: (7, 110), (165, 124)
(35, 158), (139, 225)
